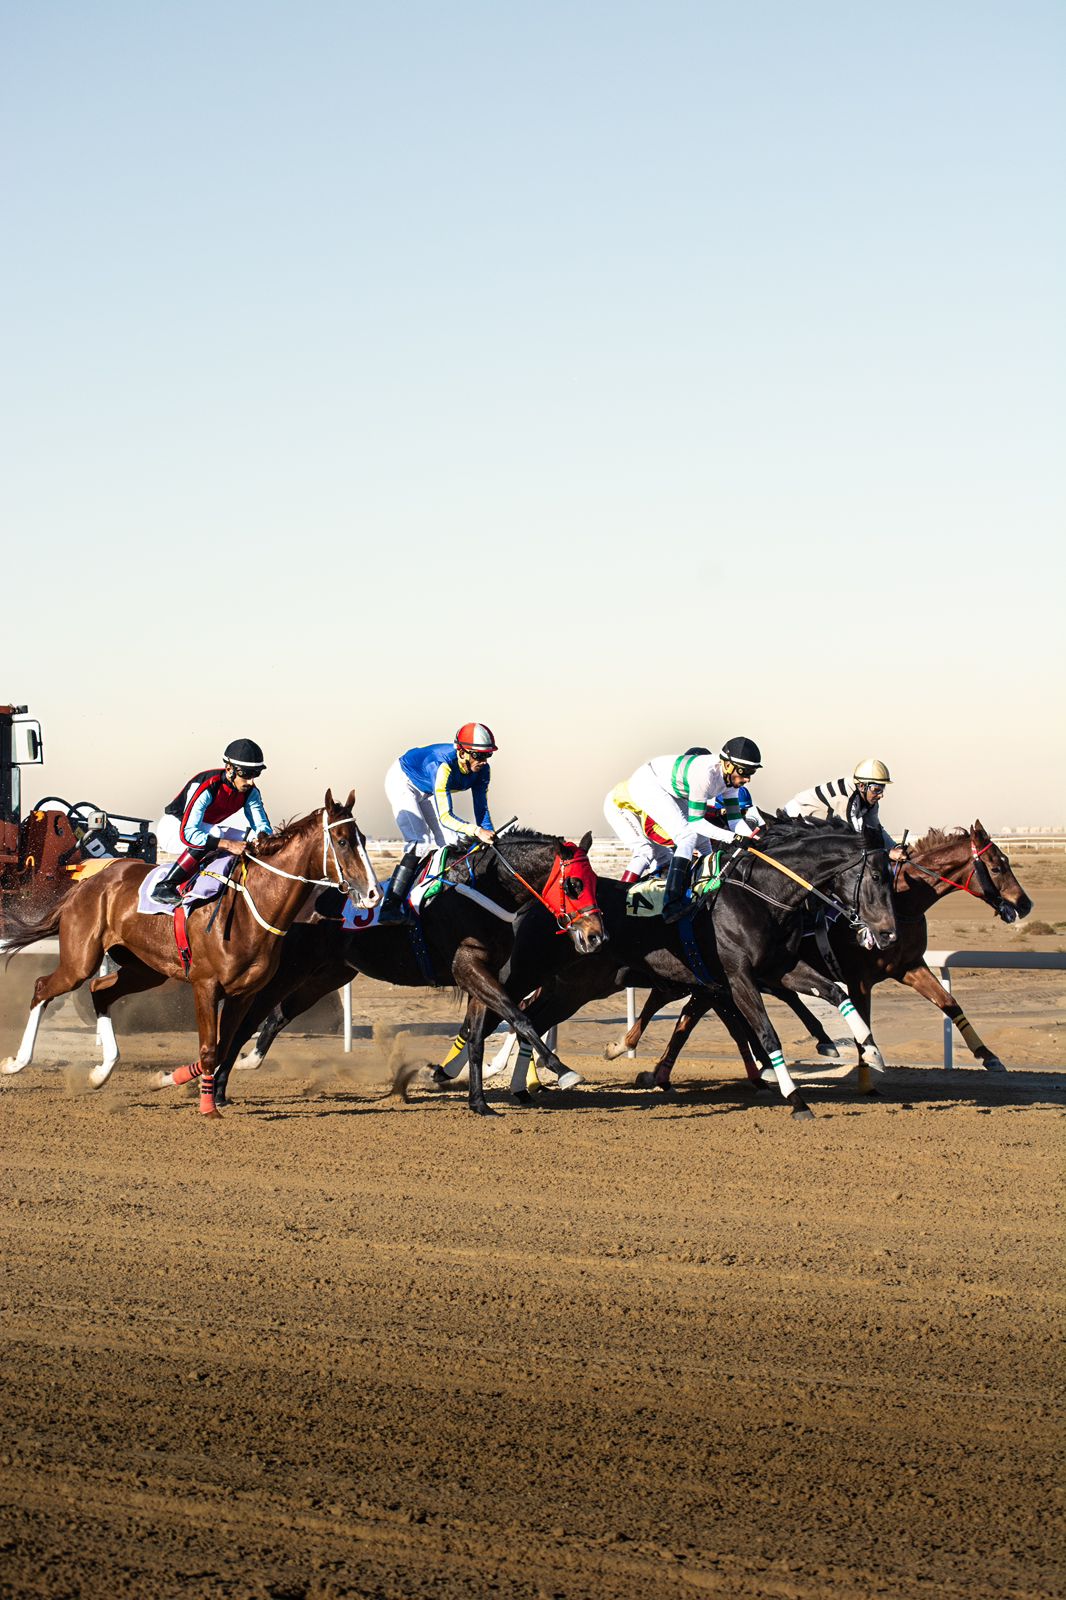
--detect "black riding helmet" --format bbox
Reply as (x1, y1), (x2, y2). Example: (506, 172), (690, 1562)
(721, 736), (762, 772)
(223, 737), (266, 775)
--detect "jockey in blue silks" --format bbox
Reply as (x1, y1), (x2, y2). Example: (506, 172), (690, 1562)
(378, 722), (497, 925)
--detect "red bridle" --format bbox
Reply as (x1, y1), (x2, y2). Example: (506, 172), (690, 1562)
(495, 844), (601, 933)
(901, 836), (997, 901)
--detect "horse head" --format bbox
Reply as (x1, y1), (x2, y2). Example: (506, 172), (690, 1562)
(323, 788), (380, 909)
(478, 827), (605, 954)
(968, 820), (1033, 924)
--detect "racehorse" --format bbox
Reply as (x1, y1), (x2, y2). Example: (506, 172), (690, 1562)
(442, 816), (898, 1120)
(206, 828), (604, 1117)
(0, 792), (379, 1115)
(610, 820), (1032, 1085)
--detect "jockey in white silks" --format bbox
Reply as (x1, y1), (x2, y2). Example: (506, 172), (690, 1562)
(604, 737), (765, 923)
(784, 758), (904, 860)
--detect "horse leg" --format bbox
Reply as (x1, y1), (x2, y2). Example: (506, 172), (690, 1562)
(899, 963), (1005, 1072)
(768, 985), (841, 1059)
(192, 980), (224, 1118)
(604, 985), (668, 1062)
(719, 968), (813, 1120)
(777, 960), (886, 1087)
(464, 999), (496, 1118)
(633, 990), (709, 1090)
(1, 934), (107, 1075)
(88, 956), (168, 1087)
(221, 961), (354, 1100)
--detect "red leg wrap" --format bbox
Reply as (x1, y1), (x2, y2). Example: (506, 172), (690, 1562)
(171, 1062), (202, 1086)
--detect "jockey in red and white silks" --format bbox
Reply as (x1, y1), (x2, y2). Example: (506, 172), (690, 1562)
(152, 738), (273, 907)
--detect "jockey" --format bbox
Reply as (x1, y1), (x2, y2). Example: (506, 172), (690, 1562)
(378, 722), (498, 925)
(784, 759), (904, 860)
(152, 739), (273, 907)
(604, 738), (764, 922)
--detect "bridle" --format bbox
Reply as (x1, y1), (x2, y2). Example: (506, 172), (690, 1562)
(723, 838), (880, 934)
(897, 834), (1017, 920)
(214, 810), (376, 935)
(485, 840), (600, 934)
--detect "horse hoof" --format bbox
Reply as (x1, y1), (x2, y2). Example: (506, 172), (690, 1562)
(982, 1056), (1007, 1074)
(861, 1048), (886, 1073)
(200, 1108), (223, 1120)
(234, 1052), (262, 1072)
(790, 1102), (815, 1122)
(88, 1063), (117, 1089)
(656, 1082), (678, 1099)
(634, 1071), (655, 1089)
(603, 1040), (628, 1061)
(469, 1099), (499, 1118)
(0, 1057), (25, 1075)
(815, 1042), (841, 1059)
(511, 1090), (534, 1106)
(555, 1070), (583, 1091)
(430, 1067), (453, 1085)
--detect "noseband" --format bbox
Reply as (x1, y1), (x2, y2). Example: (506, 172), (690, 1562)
(898, 836), (1015, 920)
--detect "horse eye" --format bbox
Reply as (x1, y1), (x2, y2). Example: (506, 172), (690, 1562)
(563, 877), (583, 898)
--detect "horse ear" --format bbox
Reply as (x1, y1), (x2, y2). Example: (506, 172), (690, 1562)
(324, 788), (335, 811)
(345, 789), (356, 812)
(973, 817), (987, 839)
(578, 829), (593, 854)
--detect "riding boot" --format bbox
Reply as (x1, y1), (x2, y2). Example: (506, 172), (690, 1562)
(377, 849), (421, 925)
(152, 861), (189, 907)
(661, 854), (692, 924)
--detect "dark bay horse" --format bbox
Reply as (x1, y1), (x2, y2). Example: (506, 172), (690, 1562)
(0, 792), (378, 1115)
(466, 817), (898, 1120)
(615, 820), (1033, 1086)
(207, 829), (604, 1117)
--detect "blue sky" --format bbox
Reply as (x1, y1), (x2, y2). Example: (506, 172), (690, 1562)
(3, 2), (1063, 833)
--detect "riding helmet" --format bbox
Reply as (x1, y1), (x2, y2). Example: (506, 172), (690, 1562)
(853, 758), (891, 784)
(721, 736), (762, 772)
(455, 722), (497, 755)
(223, 738), (266, 774)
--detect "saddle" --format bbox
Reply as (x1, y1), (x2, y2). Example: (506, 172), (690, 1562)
(137, 855), (239, 917)
(625, 849), (725, 918)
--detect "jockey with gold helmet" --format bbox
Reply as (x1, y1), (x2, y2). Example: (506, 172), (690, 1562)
(378, 723), (498, 925)
(152, 738), (273, 907)
(605, 738), (765, 922)
(784, 759), (903, 859)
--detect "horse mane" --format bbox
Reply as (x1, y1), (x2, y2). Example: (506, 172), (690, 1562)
(769, 810), (854, 836)
(248, 810), (321, 858)
(494, 827), (562, 849)
(908, 825), (968, 853)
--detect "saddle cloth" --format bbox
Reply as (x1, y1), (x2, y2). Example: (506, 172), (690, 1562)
(341, 845), (452, 931)
(625, 849), (725, 918)
(138, 856), (238, 917)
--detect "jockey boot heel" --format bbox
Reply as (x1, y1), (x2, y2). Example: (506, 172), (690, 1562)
(661, 855), (692, 924)
(377, 850), (421, 925)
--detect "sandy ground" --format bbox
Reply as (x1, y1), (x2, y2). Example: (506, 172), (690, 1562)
(1, 851), (1063, 1599)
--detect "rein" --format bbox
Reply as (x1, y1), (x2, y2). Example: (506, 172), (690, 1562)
(484, 838), (599, 933)
(898, 837), (997, 903)
(727, 841), (871, 928)
(207, 811), (369, 939)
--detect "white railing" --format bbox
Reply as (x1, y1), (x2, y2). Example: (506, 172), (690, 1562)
(624, 949), (1066, 1071)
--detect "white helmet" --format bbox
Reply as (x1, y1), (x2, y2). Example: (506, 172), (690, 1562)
(853, 758), (891, 784)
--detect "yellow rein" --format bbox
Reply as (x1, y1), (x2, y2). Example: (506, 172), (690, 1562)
(743, 845), (817, 894)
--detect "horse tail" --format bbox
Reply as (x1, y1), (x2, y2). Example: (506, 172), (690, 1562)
(1, 892), (71, 966)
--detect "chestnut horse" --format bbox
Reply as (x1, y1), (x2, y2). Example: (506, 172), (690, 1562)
(0, 791), (378, 1115)
(611, 820), (1032, 1085)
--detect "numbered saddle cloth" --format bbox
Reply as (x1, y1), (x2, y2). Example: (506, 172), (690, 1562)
(625, 849), (724, 918)
(341, 844), (456, 931)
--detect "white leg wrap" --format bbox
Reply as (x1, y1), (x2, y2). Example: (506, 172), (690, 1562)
(89, 1016), (120, 1087)
(235, 1045), (264, 1071)
(768, 1049), (799, 1100)
(1, 1002), (46, 1073)
(509, 1042), (533, 1095)
(485, 1029), (516, 1081)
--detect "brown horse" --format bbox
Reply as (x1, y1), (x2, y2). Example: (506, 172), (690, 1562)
(0, 791), (378, 1115)
(610, 820), (1033, 1085)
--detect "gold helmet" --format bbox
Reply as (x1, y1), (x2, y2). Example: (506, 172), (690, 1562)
(853, 758), (891, 785)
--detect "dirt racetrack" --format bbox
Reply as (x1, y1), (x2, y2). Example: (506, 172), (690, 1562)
(1, 853), (1064, 1599)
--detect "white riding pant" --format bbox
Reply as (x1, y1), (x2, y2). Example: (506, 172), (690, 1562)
(603, 788), (670, 879)
(625, 765), (702, 861)
(153, 814), (251, 859)
(385, 759), (462, 851)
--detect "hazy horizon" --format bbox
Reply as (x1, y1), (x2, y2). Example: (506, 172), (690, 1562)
(3, 3), (1063, 835)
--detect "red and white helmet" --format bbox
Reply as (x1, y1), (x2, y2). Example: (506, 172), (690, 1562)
(455, 721), (497, 756)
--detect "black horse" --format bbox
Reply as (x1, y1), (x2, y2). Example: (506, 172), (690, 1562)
(208, 829), (604, 1117)
(607, 819), (1033, 1088)
(463, 816), (898, 1120)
